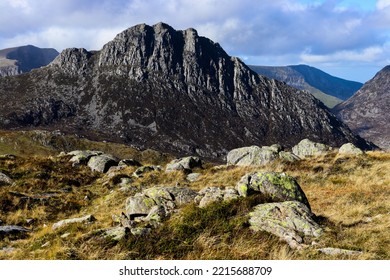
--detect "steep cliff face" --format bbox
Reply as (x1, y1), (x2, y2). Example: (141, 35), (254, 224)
(0, 45), (59, 77)
(334, 66), (390, 150)
(0, 23), (373, 158)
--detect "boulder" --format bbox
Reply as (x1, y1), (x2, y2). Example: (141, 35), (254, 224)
(338, 143), (364, 155)
(249, 201), (322, 249)
(67, 150), (103, 165)
(52, 214), (96, 230)
(236, 171), (310, 209)
(292, 139), (332, 158)
(165, 156), (202, 172)
(87, 154), (119, 173)
(125, 186), (198, 219)
(186, 173), (201, 182)
(0, 225), (32, 239)
(0, 172), (13, 186)
(279, 151), (300, 162)
(195, 187), (239, 208)
(226, 145), (278, 166)
(133, 165), (161, 178)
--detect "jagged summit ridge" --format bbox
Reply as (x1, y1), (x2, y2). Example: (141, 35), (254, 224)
(0, 23), (373, 158)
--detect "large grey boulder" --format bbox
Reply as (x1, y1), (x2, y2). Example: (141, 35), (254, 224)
(87, 154), (119, 173)
(338, 143), (364, 155)
(165, 156), (202, 172)
(249, 201), (323, 249)
(125, 186), (198, 219)
(0, 172), (13, 186)
(52, 214), (96, 230)
(236, 171), (310, 209)
(195, 187), (239, 208)
(227, 146), (278, 166)
(292, 139), (332, 158)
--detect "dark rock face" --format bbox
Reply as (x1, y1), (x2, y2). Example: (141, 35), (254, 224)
(0, 45), (59, 77)
(0, 23), (373, 159)
(334, 66), (390, 150)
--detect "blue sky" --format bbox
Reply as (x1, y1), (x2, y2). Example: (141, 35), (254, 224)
(1, 0), (390, 82)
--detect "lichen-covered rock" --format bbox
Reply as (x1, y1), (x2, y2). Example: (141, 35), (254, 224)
(195, 187), (240, 208)
(279, 151), (300, 162)
(125, 186), (198, 219)
(104, 227), (128, 241)
(87, 154), (119, 173)
(249, 201), (322, 249)
(52, 214), (96, 230)
(165, 156), (202, 172)
(236, 171), (310, 209)
(292, 139), (332, 158)
(0, 172), (13, 186)
(338, 143), (364, 155)
(227, 146), (278, 166)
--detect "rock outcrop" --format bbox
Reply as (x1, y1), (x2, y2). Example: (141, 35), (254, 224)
(292, 139), (332, 158)
(249, 201), (322, 249)
(236, 171), (310, 209)
(338, 143), (363, 155)
(0, 23), (373, 159)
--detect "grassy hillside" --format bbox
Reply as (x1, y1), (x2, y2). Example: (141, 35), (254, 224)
(0, 131), (389, 260)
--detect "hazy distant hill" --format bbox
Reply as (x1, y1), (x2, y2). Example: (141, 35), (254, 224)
(249, 64), (363, 108)
(334, 65), (390, 150)
(0, 45), (59, 77)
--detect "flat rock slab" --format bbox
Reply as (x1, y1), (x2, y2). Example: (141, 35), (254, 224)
(249, 201), (322, 249)
(0, 225), (32, 239)
(52, 214), (96, 230)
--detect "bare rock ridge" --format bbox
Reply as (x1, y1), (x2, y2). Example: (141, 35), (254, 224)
(0, 45), (59, 77)
(0, 23), (373, 158)
(333, 65), (390, 150)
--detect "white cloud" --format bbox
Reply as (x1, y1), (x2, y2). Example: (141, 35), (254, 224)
(300, 46), (386, 63)
(377, 0), (390, 9)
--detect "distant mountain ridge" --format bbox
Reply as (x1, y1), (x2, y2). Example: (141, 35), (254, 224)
(334, 65), (390, 150)
(0, 23), (373, 159)
(0, 45), (59, 77)
(249, 64), (363, 108)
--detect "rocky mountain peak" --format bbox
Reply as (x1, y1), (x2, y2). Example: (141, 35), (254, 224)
(0, 23), (374, 158)
(334, 65), (390, 149)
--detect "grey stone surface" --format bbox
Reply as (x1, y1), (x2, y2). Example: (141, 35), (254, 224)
(249, 201), (322, 249)
(236, 171), (310, 209)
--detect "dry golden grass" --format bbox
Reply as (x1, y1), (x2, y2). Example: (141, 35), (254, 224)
(1, 147), (389, 260)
